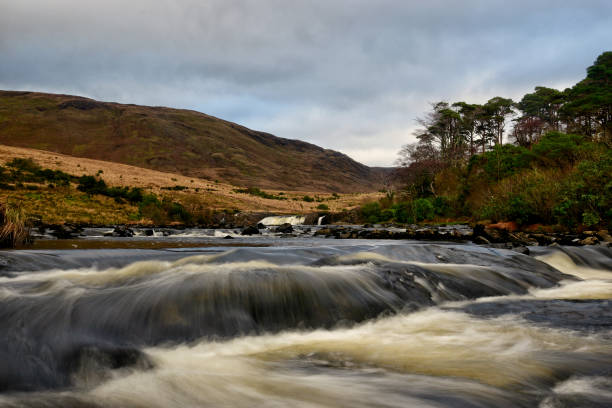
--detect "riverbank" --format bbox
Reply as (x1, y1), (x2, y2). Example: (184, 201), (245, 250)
(18, 221), (612, 250)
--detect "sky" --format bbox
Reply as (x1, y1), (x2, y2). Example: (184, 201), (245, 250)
(1, 1), (611, 166)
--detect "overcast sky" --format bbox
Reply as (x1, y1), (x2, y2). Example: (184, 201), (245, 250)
(1, 1), (610, 166)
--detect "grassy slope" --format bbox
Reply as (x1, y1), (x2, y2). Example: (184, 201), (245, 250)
(0, 90), (388, 193)
(0, 145), (382, 224)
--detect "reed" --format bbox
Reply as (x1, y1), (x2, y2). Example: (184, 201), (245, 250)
(0, 201), (31, 248)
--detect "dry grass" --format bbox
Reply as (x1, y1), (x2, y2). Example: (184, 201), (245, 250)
(0, 144), (382, 224)
(0, 201), (30, 247)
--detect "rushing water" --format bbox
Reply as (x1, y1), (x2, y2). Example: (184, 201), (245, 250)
(0, 236), (610, 407)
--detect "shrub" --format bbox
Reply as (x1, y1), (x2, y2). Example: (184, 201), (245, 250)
(380, 208), (394, 221)
(234, 187), (287, 200)
(553, 157), (612, 228)
(77, 175), (108, 195)
(302, 195), (315, 202)
(316, 203), (329, 211)
(468, 144), (535, 181)
(414, 198), (435, 221)
(360, 202), (381, 223)
(391, 202), (413, 223)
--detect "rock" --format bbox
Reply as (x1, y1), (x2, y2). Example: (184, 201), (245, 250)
(275, 223), (294, 233)
(451, 229), (463, 239)
(529, 233), (556, 246)
(223, 235), (234, 239)
(596, 230), (612, 242)
(473, 235), (491, 245)
(111, 225), (134, 237)
(241, 225), (260, 236)
(314, 228), (332, 237)
(512, 246), (530, 255)
(484, 227), (508, 243)
(472, 224), (486, 237)
(508, 232), (538, 246)
(256, 223), (266, 230)
(579, 236), (599, 246)
(49, 224), (82, 239)
(144, 229), (154, 236)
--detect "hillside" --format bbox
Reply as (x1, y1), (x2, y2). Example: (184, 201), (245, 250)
(0, 91), (388, 192)
(0, 144), (382, 224)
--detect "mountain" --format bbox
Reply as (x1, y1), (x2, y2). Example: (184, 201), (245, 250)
(0, 90), (389, 192)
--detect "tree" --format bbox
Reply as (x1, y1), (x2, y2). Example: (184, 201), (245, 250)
(452, 102), (479, 156)
(395, 141), (442, 197)
(562, 52), (612, 143)
(514, 86), (565, 147)
(483, 97), (515, 146)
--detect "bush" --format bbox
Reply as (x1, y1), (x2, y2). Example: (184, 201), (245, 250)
(302, 195), (315, 202)
(414, 198), (435, 221)
(380, 209), (394, 221)
(234, 187), (287, 200)
(553, 157), (612, 228)
(468, 144), (535, 181)
(360, 202), (381, 223)
(316, 203), (329, 211)
(77, 175), (108, 195)
(391, 202), (413, 223)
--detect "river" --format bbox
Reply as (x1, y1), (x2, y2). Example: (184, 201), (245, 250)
(0, 229), (610, 407)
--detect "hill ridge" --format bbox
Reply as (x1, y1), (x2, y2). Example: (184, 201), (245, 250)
(0, 90), (388, 192)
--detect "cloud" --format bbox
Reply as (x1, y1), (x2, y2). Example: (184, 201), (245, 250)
(1, 0), (611, 166)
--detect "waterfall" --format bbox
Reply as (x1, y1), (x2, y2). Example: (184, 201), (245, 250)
(317, 216), (325, 225)
(258, 215), (306, 226)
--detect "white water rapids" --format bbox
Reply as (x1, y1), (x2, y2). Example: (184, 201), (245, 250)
(0, 242), (610, 407)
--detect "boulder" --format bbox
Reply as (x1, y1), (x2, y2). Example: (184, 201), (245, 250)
(596, 230), (612, 242)
(275, 223), (294, 233)
(508, 232), (538, 246)
(473, 235), (491, 245)
(241, 225), (260, 236)
(111, 225), (134, 237)
(512, 246), (530, 255)
(579, 236), (599, 246)
(49, 224), (82, 239)
(314, 228), (332, 237)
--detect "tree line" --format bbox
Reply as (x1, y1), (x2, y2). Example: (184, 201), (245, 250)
(397, 51), (611, 196)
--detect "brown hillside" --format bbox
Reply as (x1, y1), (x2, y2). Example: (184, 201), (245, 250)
(0, 90), (389, 192)
(0, 144), (381, 218)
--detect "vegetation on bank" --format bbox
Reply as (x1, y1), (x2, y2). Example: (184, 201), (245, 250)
(0, 201), (30, 248)
(233, 187), (288, 200)
(0, 158), (203, 225)
(359, 52), (612, 230)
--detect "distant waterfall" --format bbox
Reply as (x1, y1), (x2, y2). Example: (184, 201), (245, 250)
(317, 216), (325, 225)
(259, 215), (306, 226)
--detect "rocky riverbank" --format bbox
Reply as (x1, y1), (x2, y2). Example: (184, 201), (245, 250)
(312, 223), (612, 249)
(26, 220), (612, 251)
